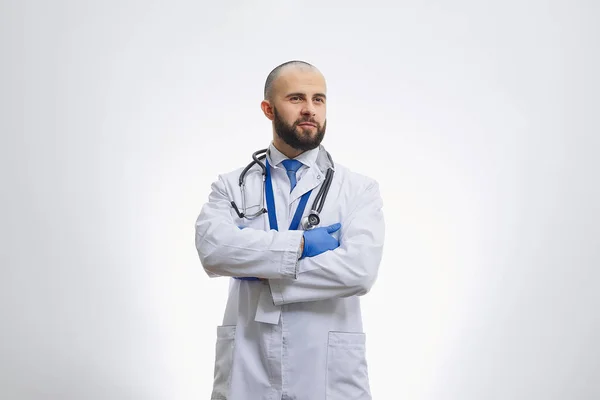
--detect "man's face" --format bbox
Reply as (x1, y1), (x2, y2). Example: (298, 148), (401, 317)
(269, 68), (327, 151)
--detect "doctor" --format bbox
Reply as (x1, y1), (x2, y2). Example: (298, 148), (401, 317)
(195, 60), (385, 400)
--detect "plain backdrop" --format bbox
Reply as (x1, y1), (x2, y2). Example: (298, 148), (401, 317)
(1, 1), (599, 399)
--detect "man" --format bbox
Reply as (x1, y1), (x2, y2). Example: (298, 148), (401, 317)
(194, 60), (385, 400)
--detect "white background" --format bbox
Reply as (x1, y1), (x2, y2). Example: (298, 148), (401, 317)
(1, 1), (599, 399)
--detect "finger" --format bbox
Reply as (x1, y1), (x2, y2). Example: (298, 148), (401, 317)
(326, 223), (341, 233)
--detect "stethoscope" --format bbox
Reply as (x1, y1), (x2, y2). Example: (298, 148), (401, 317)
(230, 148), (334, 230)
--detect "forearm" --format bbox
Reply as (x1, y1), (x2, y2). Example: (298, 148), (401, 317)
(269, 181), (385, 304)
(195, 177), (304, 279)
(269, 238), (384, 305)
(196, 217), (303, 279)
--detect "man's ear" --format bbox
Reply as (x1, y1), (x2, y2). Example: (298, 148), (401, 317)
(261, 100), (274, 121)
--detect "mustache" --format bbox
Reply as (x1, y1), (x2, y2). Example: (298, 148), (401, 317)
(296, 118), (318, 125)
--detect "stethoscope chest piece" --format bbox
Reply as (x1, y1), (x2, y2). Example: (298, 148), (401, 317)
(301, 212), (320, 230)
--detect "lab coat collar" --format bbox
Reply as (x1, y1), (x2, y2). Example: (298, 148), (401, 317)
(266, 142), (320, 170)
(266, 142), (332, 203)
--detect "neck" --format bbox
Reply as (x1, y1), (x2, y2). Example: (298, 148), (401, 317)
(272, 138), (305, 159)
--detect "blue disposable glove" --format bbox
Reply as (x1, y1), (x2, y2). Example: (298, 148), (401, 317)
(301, 223), (342, 259)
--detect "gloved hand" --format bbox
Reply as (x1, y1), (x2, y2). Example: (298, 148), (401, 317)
(301, 223), (342, 259)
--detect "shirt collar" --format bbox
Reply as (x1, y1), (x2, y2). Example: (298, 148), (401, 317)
(267, 142), (320, 169)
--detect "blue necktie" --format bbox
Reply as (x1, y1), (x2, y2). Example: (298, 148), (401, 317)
(281, 159), (303, 192)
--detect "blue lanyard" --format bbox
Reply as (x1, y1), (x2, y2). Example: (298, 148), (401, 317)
(265, 158), (312, 231)
(235, 160), (312, 281)
(235, 159), (311, 281)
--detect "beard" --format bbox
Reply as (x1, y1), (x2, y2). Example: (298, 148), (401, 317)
(273, 107), (327, 151)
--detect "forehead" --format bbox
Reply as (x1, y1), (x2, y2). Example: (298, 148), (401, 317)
(273, 67), (327, 97)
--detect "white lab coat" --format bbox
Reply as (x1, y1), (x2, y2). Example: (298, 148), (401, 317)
(195, 143), (385, 400)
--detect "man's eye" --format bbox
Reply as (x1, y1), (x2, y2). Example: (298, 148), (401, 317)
(315, 98), (324, 103)
(290, 96), (300, 101)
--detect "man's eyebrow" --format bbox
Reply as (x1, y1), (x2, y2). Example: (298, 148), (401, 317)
(285, 92), (327, 99)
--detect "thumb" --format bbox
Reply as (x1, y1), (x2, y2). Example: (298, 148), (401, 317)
(326, 223), (341, 233)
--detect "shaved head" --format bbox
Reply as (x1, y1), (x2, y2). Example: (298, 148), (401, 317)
(264, 60), (320, 101)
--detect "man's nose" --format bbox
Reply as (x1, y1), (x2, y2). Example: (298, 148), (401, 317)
(301, 101), (316, 116)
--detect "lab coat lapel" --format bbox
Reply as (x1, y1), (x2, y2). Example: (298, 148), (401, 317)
(289, 164), (324, 204)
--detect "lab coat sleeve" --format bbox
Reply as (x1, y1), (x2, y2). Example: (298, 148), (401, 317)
(269, 180), (385, 305)
(195, 175), (304, 279)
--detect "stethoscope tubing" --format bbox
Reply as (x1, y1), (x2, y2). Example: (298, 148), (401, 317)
(232, 148), (334, 227)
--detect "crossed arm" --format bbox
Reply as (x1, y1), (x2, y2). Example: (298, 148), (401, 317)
(195, 175), (385, 304)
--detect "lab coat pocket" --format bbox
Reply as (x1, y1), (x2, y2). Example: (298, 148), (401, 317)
(326, 331), (372, 400)
(211, 325), (237, 400)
